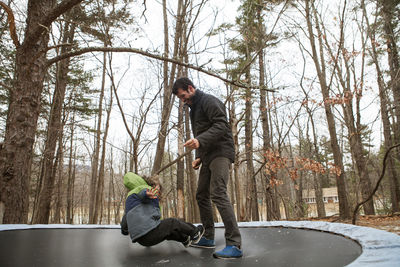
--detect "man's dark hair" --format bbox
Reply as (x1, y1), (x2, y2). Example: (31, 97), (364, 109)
(172, 77), (196, 95)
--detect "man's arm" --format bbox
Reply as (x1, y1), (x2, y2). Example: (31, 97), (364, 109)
(196, 96), (230, 149)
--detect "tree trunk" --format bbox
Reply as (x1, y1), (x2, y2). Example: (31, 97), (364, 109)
(184, 106), (200, 222)
(292, 125), (304, 218)
(107, 149), (114, 225)
(319, 8), (376, 215)
(362, 0), (400, 212)
(305, 0), (350, 219)
(53, 132), (64, 223)
(258, 40), (278, 221)
(1, 3), (52, 222)
(267, 91), (281, 220)
(94, 81), (113, 224)
(33, 18), (75, 224)
(228, 86), (243, 221)
(152, 0), (184, 175)
(129, 124), (134, 172)
(341, 88), (375, 215)
(377, 71), (400, 212)
(0, 0), (83, 225)
(300, 75), (326, 218)
(66, 148), (76, 224)
(309, 114), (326, 217)
(66, 107), (76, 224)
(89, 51), (106, 224)
(381, 0), (400, 162)
(177, 100), (185, 219)
(244, 67), (259, 221)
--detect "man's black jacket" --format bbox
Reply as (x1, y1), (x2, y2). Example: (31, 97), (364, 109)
(188, 89), (235, 165)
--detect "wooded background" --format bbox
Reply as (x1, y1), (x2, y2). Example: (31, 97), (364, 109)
(0, 0), (399, 225)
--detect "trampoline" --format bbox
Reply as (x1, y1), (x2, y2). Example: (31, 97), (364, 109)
(1, 221), (399, 267)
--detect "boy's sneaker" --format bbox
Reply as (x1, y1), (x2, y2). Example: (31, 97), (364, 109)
(213, 245), (243, 259)
(182, 236), (191, 248)
(190, 236), (215, 248)
(191, 225), (205, 243)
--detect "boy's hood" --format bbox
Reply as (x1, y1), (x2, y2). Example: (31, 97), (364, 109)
(123, 172), (151, 196)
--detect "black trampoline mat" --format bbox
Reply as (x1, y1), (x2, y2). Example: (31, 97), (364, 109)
(0, 227), (361, 267)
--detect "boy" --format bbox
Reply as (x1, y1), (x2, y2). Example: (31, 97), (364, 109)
(120, 172), (204, 247)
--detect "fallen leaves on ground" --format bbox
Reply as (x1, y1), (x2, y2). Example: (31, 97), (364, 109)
(306, 214), (400, 235)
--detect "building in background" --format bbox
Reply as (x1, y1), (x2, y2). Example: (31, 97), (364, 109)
(303, 187), (339, 217)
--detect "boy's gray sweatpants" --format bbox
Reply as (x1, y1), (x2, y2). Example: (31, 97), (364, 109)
(196, 157), (242, 247)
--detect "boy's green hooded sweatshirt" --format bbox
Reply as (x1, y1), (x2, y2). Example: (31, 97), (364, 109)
(122, 172), (161, 242)
(124, 172), (152, 197)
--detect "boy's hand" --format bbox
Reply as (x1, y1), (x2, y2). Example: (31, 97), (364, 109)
(146, 187), (159, 199)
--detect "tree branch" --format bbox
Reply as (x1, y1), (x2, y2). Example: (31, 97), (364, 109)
(0, 1), (20, 47)
(0, 81), (13, 91)
(155, 150), (192, 175)
(352, 143), (400, 225)
(46, 46), (275, 91)
(46, 43), (73, 52)
(110, 68), (136, 145)
(23, 0), (83, 47)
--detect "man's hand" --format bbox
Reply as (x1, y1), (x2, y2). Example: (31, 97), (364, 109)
(192, 158), (201, 170)
(184, 138), (200, 149)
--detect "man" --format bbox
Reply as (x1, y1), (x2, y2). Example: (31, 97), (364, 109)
(172, 77), (242, 259)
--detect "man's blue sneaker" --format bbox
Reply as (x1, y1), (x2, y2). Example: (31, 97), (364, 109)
(190, 236), (215, 248)
(213, 245), (243, 259)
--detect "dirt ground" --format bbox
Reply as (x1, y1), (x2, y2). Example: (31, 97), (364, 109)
(307, 214), (400, 235)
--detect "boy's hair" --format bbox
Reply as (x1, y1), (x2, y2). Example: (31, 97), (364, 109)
(142, 175), (161, 188)
(143, 175), (163, 199)
(172, 77), (195, 95)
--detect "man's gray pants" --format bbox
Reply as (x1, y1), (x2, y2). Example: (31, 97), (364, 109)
(196, 157), (241, 247)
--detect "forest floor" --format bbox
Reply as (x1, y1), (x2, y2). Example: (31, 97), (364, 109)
(305, 214), (400, 235)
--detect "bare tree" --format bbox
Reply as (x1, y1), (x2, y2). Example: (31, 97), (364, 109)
(52, 131), (65, 223)
(379, 0), (400, 162)
(0, 0), (84, 224)
(361, 0), (400, 212)
(151, 0), (184, 175)
(303, 0), (350, 218)
(66, 130), (76, 224)
(315, 2), (375, 215)
(93, 80), (113, 224)
(177, 100), (185, 219)
(33, 9), (77, 224)
(297, 43), (326, 217)
(88, 51), (106, 224)
(184, 105), (200, 222)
